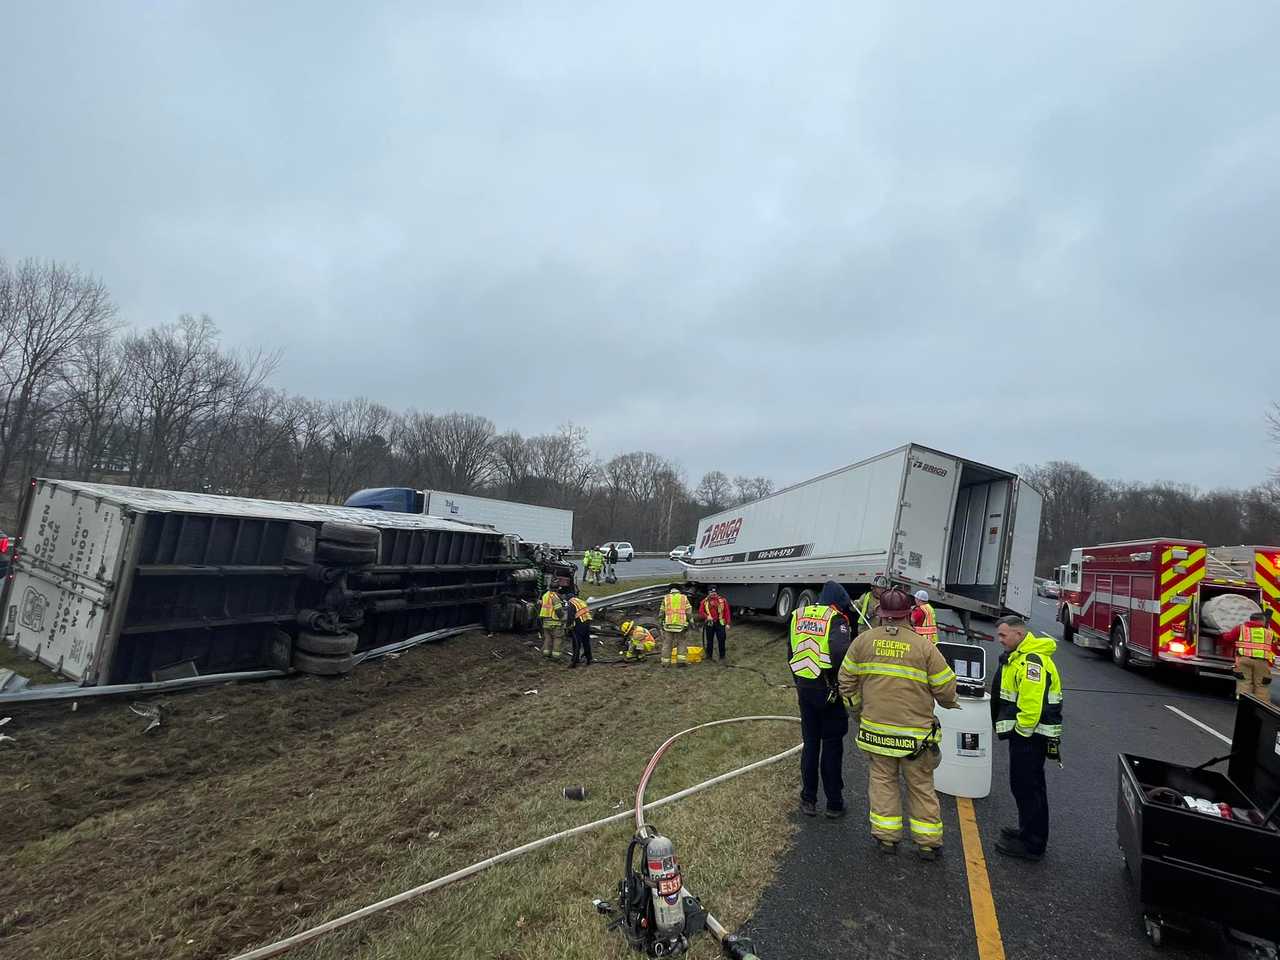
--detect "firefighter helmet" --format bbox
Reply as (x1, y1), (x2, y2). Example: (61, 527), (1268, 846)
(621, 620), (634, 635)
(877, 588), (913, 619)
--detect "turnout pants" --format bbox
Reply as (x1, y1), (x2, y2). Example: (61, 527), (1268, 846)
(797, 686), (848, 811)
(570, 621), (593, 665)
(661, 627), (689, 665)
(1009, 734), (1049, 854)
(867, 748), (943, 848)
(540, 622), (564, 660)
(703, 623), (726, 659)
(1235, 656), (1273, 700)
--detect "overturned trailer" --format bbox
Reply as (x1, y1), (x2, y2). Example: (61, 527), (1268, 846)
(1, 479), (573, 685)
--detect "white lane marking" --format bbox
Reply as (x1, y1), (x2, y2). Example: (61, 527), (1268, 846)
(1164, 705), (1231, 745)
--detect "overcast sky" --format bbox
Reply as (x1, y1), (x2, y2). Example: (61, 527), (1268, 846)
(3, 2), (1278, 491)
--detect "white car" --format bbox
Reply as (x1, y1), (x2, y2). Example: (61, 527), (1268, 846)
(669, 543), (694, 561)
(598, 541), (635, 561)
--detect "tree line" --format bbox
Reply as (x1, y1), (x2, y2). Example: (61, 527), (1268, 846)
(4, 257), (1278, 557)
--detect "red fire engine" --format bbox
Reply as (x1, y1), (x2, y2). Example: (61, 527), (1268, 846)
(1055, 539), (1279, 676)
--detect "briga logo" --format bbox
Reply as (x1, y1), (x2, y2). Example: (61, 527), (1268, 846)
(700, 517), (744, 549)
(911, 459), (948, 479)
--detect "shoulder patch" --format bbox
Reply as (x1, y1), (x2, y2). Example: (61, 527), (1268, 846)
(1025, 662), (1043, 683)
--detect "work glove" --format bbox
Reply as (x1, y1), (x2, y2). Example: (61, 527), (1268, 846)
(841, 696), (858, 710)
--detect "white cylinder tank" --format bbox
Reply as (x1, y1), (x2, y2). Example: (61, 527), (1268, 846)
(934, 693), (993, 799)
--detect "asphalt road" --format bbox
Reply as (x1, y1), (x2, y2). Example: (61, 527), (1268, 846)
(573, 557), (685, 582)
(739, 598), (1272, 960)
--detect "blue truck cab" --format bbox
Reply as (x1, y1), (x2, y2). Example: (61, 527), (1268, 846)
(344, 487), (425, 513)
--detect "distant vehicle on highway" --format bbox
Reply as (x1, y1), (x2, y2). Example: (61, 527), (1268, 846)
(599, 541), (634, 561)
(1035, 577), (1059, 598)
(669, 543), (694, 561)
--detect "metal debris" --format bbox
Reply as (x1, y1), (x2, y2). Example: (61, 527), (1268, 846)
(0, 669), (30, 693)
(0, 716), (12, 744)
(129, 702), (162, 734)
(522, 689), (538, 696)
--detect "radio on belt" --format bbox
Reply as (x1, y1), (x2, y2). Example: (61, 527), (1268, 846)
(1117, 694), (1280, 950)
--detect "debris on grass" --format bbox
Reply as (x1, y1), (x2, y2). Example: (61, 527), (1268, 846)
(129, 702), (162, 734)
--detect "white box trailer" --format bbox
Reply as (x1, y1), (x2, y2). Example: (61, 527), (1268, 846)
(1, 479), (567, 686)
(684, 443), (1042, 626)
(344, 487), (573, 550)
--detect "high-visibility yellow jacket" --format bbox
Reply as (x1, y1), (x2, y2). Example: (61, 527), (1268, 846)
(1236, 624), (1277, 666)
(569, 597), (592, 623)
(993, 634), (1063, 739)
(538, 590), (563, 625)
(662, 592), (692, 630)
(838, 623), (958, 757)
(789, 605), (837, 680)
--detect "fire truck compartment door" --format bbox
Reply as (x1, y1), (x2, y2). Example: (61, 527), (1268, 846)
(895, 449), (960, 587)
(1003, 479), (1042, 618)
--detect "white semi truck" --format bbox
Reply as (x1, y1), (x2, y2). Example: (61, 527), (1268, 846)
(344, 487), (573, 550)
(683, 443), (1043, 635)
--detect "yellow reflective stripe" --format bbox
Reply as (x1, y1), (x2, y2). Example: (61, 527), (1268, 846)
(870, 812), (903, 829)
(851, 662), (929, 683)
(910, 818), (943, 837)
(929, 667), (956, 686)
(862, 718), (932, 736)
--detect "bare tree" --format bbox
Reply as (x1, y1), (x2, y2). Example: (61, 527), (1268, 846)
(0, 259), (118, 490)
(492, 431), (535, 499)
(695, 470), (733, 511)
(733, 474), (773, 505)
(57, 333), (130, 478)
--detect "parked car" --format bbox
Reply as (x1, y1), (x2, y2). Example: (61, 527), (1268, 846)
(669, 543), (694, 561)
(598, 541), (635, 561)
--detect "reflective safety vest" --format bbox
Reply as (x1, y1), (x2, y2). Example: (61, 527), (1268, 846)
(539, 590), (562, 623)
(854, 592), (877, 625)
(915, 603), (938, 643)
(627, 624), (656, 651)
(995, 635), (1064, 739)
(569, 597), (592, 622)
(1236, 625), (1277, 665)
(662, 592), (691, 630)
(789, 605), (836, 680)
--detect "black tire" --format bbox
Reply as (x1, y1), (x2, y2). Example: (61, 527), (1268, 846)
(293, 649), (356, 676)
(775, 587), (796, 620)
(318, 521), (380, 548)
(796, 589), (817, 611)
(1111, 621), (1130, 668)
(316, 540), (378, 566)
(1060, 607), (1075, 646)
(296, 630), (358, 656)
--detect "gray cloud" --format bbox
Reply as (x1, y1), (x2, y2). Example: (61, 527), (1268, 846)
(3, 1), (1277, 491)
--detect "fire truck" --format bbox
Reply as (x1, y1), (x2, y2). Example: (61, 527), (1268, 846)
(1055, 539), (1280, 676)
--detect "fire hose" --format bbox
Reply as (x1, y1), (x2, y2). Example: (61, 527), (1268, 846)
(225, 716), (801, 960)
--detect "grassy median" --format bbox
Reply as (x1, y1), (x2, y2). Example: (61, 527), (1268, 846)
(0, 612), (801, 960)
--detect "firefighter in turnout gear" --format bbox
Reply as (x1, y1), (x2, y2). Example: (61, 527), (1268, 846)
(789, 581), (855, 818)
(619, 620), (655, 661)
(910, 589), (939, 643)
(567, 590), (594, 667)
(660, 587), (694, 666)
(1226, 613), (1276, 700)
(838, 587), (958, 859)
(538, 586), (566, 660)
(991, 615), (1063, 861)
(852, 576), (888, 635)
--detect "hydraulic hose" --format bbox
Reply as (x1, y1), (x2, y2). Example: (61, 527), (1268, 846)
(225, 719), (801, 960)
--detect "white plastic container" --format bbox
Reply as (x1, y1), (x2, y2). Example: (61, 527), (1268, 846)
(934, 693), (994, 799)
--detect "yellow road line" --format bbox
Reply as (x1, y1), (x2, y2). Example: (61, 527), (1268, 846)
(957, 796), (1006, 960)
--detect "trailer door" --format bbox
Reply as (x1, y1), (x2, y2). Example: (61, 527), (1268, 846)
(1003, 479), (1043, 617)
(895, 449), (960, 588)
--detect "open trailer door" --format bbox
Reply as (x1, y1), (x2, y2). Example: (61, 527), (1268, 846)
(1003, 478), (1043, 617)
(895, 447), (961, 590)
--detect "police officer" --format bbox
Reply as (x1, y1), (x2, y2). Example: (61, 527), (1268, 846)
(991, 615), (1063, 861)
(1227, 612), (1276, 701)
(910, 589), (939, 643)
(660, 586), (694, 667)
(567, 589), (594, 667)
(789, 580), (855, 819)
(839, 588), (958, 859)
(538, 585), (566, 660)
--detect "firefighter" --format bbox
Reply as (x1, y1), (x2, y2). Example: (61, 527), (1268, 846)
(620, 619), (655, 661)
(790, 580), (855, 819)
(699, 585), (731, 662)
(567, 590), (594, 667)
(910, 589), (939, 644)
(590, 549), (605, 585)
(852, 576), (887, 635)
(538, 585), (566, 660)
(1225, 612), (1276, 701)
(659, 586), (694, 667)
(838, 587), (958, 859)
(991, 615), (1063, 862)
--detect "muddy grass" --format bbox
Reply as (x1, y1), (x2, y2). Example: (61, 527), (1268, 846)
(0, 618), (803, 960)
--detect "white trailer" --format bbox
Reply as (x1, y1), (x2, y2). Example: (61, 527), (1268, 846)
(344, 487), (573, 550)
(684, 443), (1042, 629)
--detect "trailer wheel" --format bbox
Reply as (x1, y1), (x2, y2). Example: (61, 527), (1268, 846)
(296, 630), (359, 656)
(293, 649), (356, 676)
(1111, 622), (1131, 669)
(775, 587), (796, 620)
(316, 540), (379, 566)
(1145, 918), (1163, 948)
(796, 589), (817, 611)
(318, 521), (381, 548)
